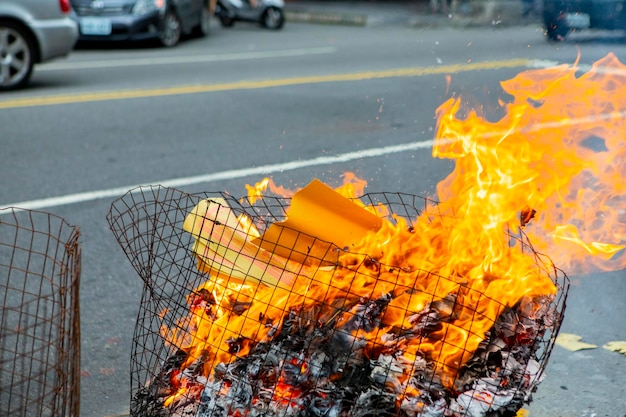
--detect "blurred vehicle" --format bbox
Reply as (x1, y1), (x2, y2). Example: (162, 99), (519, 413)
(70, 0), (210, 47)
(543, 0), (626, 40)
(215, 0), (284, 29)
(0, 0), (78, 91)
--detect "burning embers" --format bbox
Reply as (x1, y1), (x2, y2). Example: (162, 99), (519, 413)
(146, 287), (557, 417)
(128, 180), (567, 417)
(150, 297), (555, 417)
(113, 54), (626, 417)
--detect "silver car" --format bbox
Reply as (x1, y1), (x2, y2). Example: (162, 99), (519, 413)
(0, 0), (78, 91)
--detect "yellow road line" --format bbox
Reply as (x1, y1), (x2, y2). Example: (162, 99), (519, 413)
(0, 59), (531, 109)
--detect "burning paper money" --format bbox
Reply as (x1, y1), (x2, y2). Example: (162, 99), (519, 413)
(147, 176), (562, 417)
(116, 54), (626, 417)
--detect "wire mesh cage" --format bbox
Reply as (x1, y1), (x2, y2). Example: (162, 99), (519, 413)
(0, 208), (81, 417)
(107, 185), (569, 417)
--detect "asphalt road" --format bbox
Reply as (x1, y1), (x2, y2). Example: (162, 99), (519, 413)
(1, 17), (625, 417)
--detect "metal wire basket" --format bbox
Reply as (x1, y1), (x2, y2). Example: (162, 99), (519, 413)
(0, 208), (81, 417)
(107, 185), (569, 417)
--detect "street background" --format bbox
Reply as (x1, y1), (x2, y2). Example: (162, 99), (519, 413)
(1, 2), (625, 417)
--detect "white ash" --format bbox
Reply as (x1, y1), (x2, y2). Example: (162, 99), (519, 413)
(133, 293), (558, 417)
(450, 378), (515, 417)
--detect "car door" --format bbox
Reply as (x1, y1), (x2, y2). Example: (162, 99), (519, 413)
(172, 0), (200, 29)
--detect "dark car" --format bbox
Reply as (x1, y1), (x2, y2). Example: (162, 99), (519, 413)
(543, 0), (626, 40)
(70, 0), (210, 47)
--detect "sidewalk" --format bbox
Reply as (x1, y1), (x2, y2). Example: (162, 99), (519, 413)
(284, 0), (542, 28)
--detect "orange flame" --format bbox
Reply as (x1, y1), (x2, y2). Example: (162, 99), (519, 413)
(161, 54), (626, 408)
(167, 177), (556, 404)
(335, 171), (369, 198)
(246, 171), (366, 204)
(245, 178), (294, 204)
(434, 53), (625, 274)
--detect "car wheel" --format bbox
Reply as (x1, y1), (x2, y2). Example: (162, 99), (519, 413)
(0, 22), (36, 91)
(192, 3), (211, 37)
(159, 10), (182, 47)
(261, 7), (284, 29)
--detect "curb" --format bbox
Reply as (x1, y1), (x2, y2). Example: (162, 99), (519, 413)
(284, 0), (541, 28)
(285, 10), (368, 26)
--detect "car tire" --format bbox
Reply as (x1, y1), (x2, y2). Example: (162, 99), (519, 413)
(192, 3), (211, 37)
(0, 21), (36, 91)
(261, 7), (284, 30)
(158, 10), (182, 47)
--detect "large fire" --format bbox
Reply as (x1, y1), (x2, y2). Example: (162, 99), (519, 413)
(156, 54), (625, 415)
(434, 53), (625, 274)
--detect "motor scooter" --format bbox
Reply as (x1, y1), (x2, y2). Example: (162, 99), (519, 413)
(215, 0), (285, 29)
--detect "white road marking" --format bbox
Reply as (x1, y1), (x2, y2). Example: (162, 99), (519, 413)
(5, 57), (621, 213)
(0, 139), (436, 212)
(37, 47), (337, 71)
(528, 59), (568, 69)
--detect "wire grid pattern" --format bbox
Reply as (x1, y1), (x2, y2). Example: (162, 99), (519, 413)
(107, 185), (569, 417)
(0, 208), (81, 417)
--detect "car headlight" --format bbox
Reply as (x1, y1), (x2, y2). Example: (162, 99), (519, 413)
(132, 0), (165, 15)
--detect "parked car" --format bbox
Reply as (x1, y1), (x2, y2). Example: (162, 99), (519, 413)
(215, 0), (284, 30)
(543, 0), (626, 41)
(0, 0), (78, 91)
(70, 0), (210, 47)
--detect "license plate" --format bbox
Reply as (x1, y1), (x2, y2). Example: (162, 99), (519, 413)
(80, 17), (112, 35)
(565, 13), (591, 29)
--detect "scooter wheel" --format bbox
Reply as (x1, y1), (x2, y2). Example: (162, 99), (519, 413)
(262, 7), (284, 29)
